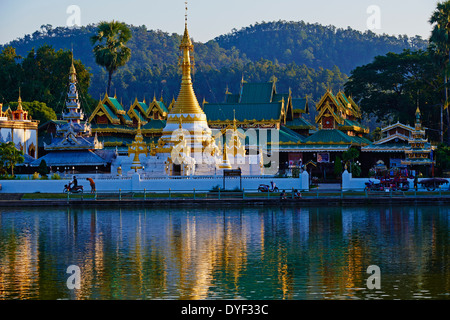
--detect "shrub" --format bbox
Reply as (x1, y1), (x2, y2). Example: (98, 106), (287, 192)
(51, 173), (61, 180)
(37, 159), (49, 177)
(210, 185), (221, 192)
(292, 167), (300, 178)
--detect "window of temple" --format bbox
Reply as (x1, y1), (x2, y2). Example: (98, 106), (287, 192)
(323, 116), (334, 129)
(28, 143), (36, 158)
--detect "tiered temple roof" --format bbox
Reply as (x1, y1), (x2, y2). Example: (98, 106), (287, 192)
(292, 90), (370, 153)
(88, 94), (171, 152)
(204, 81), (314, 135)
(30, 58), (113, 170)
(203, 80), (312, 155)
(362, 122), (414, 153)
(315, 90), (368, 136)
(401, 107), (435, 166)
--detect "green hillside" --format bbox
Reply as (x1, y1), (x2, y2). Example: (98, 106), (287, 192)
(0, 21), (427, 113)
(215, 21), (428, 74)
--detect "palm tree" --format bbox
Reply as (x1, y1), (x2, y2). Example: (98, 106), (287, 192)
(91, 21), (132, 96)
(429, 1), (450, 143)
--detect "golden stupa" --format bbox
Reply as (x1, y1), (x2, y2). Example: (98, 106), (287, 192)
(155, 7), (219, 176)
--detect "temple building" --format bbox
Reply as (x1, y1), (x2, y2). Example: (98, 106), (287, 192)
(30, 58), (115, 173)
(358, 107), (435, 176)
(88, 93), (171, 155)
(269, 90), (371, 177)
(0, 94), (39, 161)
(203, 79), (314, 171)
(401, 107), (435, 167)
(360, 121), (414, 169)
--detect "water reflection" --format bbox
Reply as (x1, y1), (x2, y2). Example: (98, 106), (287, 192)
(0, 205), (448, 300)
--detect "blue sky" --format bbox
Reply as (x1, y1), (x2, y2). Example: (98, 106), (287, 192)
(0, 0), (439, 45)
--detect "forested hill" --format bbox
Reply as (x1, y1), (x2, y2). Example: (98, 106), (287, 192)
(215, 21), (428, 74)
(0, 21), (427, 110)
(1, 24), (248, 77)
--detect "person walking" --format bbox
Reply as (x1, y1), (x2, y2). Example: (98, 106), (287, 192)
(86, 177), (96, 194)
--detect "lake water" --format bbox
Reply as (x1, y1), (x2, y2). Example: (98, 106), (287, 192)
(0, 204), (448, 300)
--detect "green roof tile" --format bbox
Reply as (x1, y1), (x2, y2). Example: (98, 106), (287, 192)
(240, 82), (274, 104)
(304, 129), (354, 144)
(108, 97), (125, 111)
(142, 120), (166, 130)
(204, 102), (282, 122)
(286, 117), (315, 129)
(225, 93), (240, 103)
(156, 101), (169, 113)
(292, 98), (308, 113)
(103, 104), (120, 120)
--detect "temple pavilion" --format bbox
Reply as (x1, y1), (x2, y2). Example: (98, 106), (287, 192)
(358, 107), (435, 176)
(30, 58), (115, 173)
(203, 79), (315, 171)
(401, 107), (435, 170)
(272, 90), (371, 178)
(0, 93), (39, 162)
(87, 93), (171, 155)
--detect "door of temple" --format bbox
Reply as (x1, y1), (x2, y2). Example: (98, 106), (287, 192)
(173, 164), (181, 176)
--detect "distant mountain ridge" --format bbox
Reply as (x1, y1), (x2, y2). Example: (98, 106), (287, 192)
(215, 20), (428, 74)
(0, 20), (427, 108)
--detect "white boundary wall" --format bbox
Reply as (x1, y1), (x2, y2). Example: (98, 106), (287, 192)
(0, 172), (310, 193)
(341, 170), (450, 191)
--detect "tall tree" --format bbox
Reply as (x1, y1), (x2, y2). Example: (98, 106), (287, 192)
(91, 21), (132, 96)
(429, 0), (450, 143)
(8, 101), (57, 124)
(344, 50), (442, 140)
(0, 45), (94, 114)
(0, 142), (24, 176)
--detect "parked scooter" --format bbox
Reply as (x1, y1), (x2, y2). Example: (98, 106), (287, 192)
(365, 180), (384, 191)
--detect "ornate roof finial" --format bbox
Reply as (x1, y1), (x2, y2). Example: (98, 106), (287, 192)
(185, 1), (188, 26)
(17, 87), (23, 110)
(168, 0), (203, 117)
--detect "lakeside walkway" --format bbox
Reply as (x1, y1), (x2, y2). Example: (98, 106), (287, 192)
(2, 188), (450, 207)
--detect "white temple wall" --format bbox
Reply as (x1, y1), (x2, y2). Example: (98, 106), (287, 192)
(0, 175), (305, 193)
(0, 126), (38, 158)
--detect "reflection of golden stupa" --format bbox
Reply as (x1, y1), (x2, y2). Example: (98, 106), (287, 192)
(155, 7), (218, 176)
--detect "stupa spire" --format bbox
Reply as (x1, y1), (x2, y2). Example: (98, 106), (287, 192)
(169, 0), (204, 117)
(17, 88), (23, 110)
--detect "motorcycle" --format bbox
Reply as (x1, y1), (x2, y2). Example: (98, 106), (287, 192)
(63, 182), (84, 193)
(365, 180), (384, 192)
(258, 184), (279, 192)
